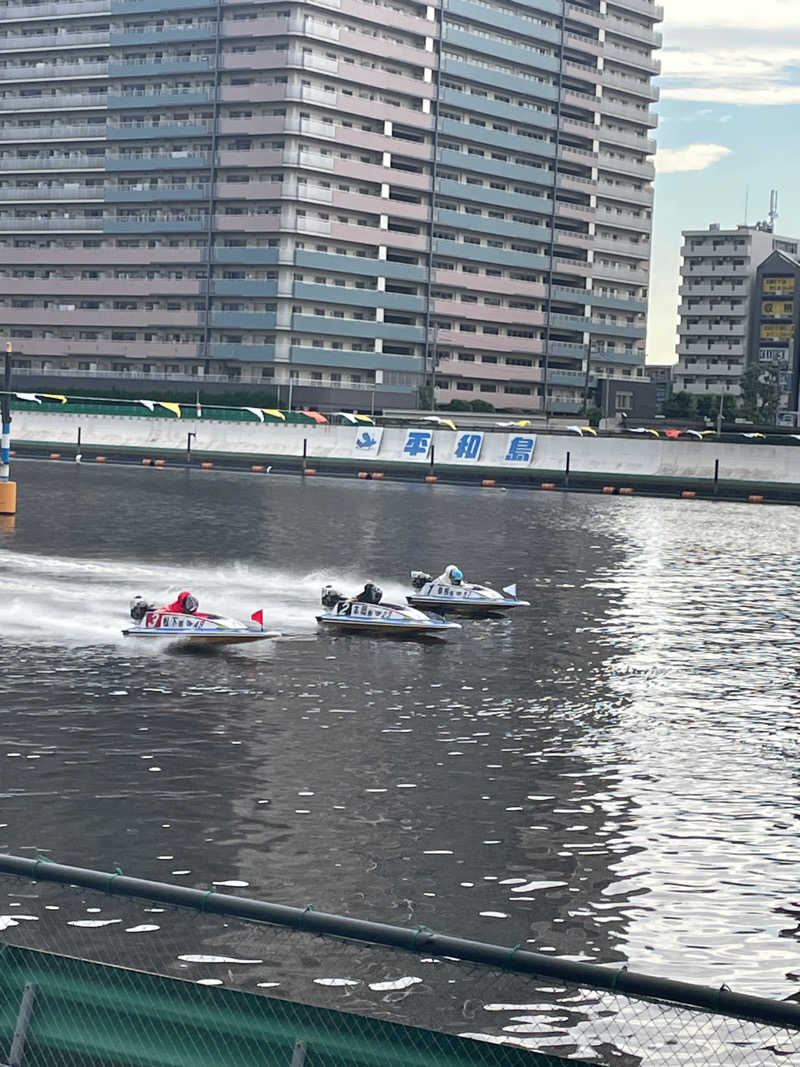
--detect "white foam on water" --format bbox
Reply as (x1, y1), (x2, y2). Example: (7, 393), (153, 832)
(211, 880), (249, 888)
(0, 548), (396, 647)
(178, 955), (263, 964)
(125, 924), (160, 933)
(314, 978), (360, 987)
(68, 919), (122, 928)
(368, 977), (422, 992)
(0, 917), (19, 930)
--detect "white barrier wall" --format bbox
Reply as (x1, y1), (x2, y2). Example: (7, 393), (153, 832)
(11, 410), (800, 485)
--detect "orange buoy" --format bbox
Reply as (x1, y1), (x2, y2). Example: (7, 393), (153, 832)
(201, 461), (213, 469)
(619, 487), (634, 495)
(540, 481), (555, 490)
(481, 479), (496, 487)
(602, 486), (616, 494)
(49, 452), (61, 460)
(357, 471), (369, 479)
(95, 456), (107, 463)
(154, 459), (166, 468)
(303, 467), (317, 475)
(251, 464), (265, 472)
(748, 494), (764, 503)
(371, 471), (384, 480)
(681, 490), (696, 499)
(141, 458), (152, 466)
(424, 475), (438, 483)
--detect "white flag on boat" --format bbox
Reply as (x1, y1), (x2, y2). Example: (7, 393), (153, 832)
(502, 584), (517, 598)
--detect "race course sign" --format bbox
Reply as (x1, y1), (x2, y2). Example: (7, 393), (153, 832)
(503, 434), (537, 465)
(353, 426), (384, 456)
(401, 428), (433, 461)
(450, 431), (484, 462)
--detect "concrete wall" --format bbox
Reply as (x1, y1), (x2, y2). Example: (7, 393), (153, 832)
(11, 410), (800, 486)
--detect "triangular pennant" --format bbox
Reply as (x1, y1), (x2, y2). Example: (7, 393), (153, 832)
(262, 409), (286, 421)
(157, 402), (181, 418)
(40, 393), (67, 404)
(440, 417), (457, 430)
(244, 407), (264, 422)
(335, 411), (358, 423)
(353, 414), (375, 424)
(15, 392), (41, 404)
(138, 399), (155, 412)
(502, 583), (517, 598)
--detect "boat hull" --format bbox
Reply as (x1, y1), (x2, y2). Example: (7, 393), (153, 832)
(122, 627), (279, 647)
(316, 614), (459, 635)
(406, 595), (529, 615)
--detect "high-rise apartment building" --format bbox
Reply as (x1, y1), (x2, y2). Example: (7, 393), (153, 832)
(675, 223), (800, 400)
(0, 0), (661, 411)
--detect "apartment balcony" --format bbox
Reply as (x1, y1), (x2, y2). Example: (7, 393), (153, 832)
(107, 88), (214, 109)
(609, 0), (664, 21)
(0, 214), (102, 229)
(0, 92), (107, 111)
(597, 153), (655, 180)
(209, 310), (276, 330)
(106, 152), (211, 172)
(433, 268), (547, 301)
(108, 56), (215, 78)
(0, 277), (204, 297)
(602, 43), (660, 74)
(678, 321), (746, 337)
(605, 15), (663, 47)
(6, 338), (203, 358)
(0, 123), (105, 141)
(592, 265), (649, 287)
(0, 61), (107, 82)
(565, 31), (603, 58)
(104, 184), (209, 202)
(290, 344), (421, 374)
(104, 212), (208, 232)
(0, 306), (202, 328)
(106, 120), (212, 140)
(109, 22), (215, 46)
(677, 342), (747, 357)
(593, 233), (650, 257)
(681, 263), (751, 278)
(596, 205), (652, 233)
(0, 154), (104, 171)
(598, 125), (656, 154)
(0, 0), (110, 17)
(436, 358), (544, 384)
(0, 30), (108, 53)
(595, 180), (653, 205)
(598, 95), (658, 127)
(677, 302), (747, 316)
(0, 243), (206, 265)
(591, 349), (645, 366)
(0, 184), (103, 201)
(678, 361), (745, 376)
(602, 70), (660, 101)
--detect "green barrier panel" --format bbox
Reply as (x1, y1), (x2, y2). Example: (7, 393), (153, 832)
(0, 945), (585, 1067)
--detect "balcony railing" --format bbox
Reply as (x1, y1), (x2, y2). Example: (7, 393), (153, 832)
(0, 123), (105, 139)
(0, 91), (107, 110)
(0, 184), (103, 199)
(0, 30), (108, 50)
(0, 0), (110, 17)
(0, 154), (105, 169)
(0, 215), (103, 228)
(0, 61), (108, 80)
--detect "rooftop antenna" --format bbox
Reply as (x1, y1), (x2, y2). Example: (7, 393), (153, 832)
(768, 189), (779, 232)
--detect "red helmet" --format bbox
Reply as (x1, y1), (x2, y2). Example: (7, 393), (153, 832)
(178, 591), (198, 613)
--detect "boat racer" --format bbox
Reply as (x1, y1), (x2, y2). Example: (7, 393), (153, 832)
(434, 564), (465, 586)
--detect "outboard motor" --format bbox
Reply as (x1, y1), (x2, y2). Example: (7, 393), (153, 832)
(130, 595), (154, 622)
(410, 571), (432, 590)
(357, 582), (383, 605)
(321, 585), (346, 610)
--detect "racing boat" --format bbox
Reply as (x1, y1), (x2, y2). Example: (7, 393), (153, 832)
(406, 571), (530, 615)
(122, 595), (278, 648)
(317, 583), (460, 636)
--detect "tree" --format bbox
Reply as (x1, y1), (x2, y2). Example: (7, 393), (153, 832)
(470, 399), (495, 412)
(694, 394), (738, 421)
(444, 398), (472, 411)
(586, 405), (603, 428)
(662, 391), (696, 418)
(739, 362), (780, 424)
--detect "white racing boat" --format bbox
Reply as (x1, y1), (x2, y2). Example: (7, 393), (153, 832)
(406, 569), (530, 615)
(122, 594), (279, 648)
(317, 583), (461, 636)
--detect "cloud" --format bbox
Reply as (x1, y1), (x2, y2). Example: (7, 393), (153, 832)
(659, 2), (800, 106)
(654, 143), (733, 174)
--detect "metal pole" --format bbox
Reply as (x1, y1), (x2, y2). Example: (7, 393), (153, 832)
(302, 436), (307, 472)
(429, 442), (435, 474)
(7, 982), (37, 1067)
(713, 457), (719, 495)
(75, 425), (82, 464)
(186, 431), (196, 467)
(716, 392), (724, 435)
(1, 343), (11, 482)
(0, 854), (798, 1030)
(565, 449), (570, 489)
(288, 375), (293, 412)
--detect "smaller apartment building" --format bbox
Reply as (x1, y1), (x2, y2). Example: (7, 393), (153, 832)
(675, 223), (800, 398)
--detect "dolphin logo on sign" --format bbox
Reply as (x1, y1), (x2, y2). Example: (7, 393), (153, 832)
(352, 427), (383, 456)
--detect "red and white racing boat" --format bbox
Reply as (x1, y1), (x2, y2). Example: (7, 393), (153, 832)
(122, 594), (278, 647)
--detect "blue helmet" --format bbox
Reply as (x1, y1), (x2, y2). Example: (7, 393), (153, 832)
(449, 566), (463, 585)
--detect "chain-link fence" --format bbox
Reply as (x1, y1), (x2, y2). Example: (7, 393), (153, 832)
(0, 863), (797, 1066)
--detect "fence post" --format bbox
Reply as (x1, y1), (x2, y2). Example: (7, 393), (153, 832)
(713, 457), (719, 495)
(429, 443), (435, 474)
(302, 437), (307, 473)
(565, 450), (570, 489)
(75, 426), (82, 464)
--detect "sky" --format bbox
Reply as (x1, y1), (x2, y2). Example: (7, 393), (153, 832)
(646, 0), (800, 365)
